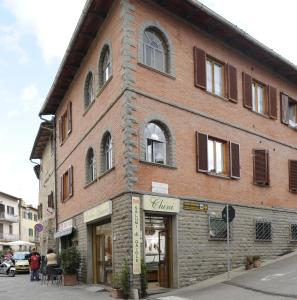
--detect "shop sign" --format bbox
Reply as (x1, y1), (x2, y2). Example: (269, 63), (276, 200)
(143, 195), (180, 213)
(132, 196), (141, 275)
(183, 202), (208, 212)
(83, 200), (112, 223)
(58, 218), (73, 231)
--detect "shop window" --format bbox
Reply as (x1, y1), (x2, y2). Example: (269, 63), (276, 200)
(145, 122), (167, 165)
(196, 132), (240, 179)
(58, 102), (72, 145)
(143, 28), (168, 73)
(60, 166), (73, 202)
(209, 216), (229, 240)
(84, 72), (94, 109)
(255, 221), (272, 241)
(206, 58), (224, 97)
(86, 147), (96, 183)
(290, 224), (297, 241)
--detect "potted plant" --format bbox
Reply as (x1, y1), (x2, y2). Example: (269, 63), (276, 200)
(60, 247), (81, 286)
(110, 273), (123, 299)
(120, 259), (130, 299)
(253, 255), (261, 268)
(244, 255), (254, 270)
(140, 260), (148, 298)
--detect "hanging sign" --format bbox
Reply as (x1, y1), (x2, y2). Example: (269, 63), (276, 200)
(132, 196), (141, 275)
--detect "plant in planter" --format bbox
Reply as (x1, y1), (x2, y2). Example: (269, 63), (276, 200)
(244, 255), (254, 270)
(110, 273), (123, 299)
(60, 247), (81, 286)
(140, 260), (148, 298)
(120, 259), (130, 299)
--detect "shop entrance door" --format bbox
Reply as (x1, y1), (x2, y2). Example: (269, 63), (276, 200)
(92, 222), (112, 284)
(145, 215), (172, 289)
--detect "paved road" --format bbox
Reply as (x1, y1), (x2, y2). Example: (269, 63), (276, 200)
(0, 273), (111, 300)
(152, 253), (297, 300)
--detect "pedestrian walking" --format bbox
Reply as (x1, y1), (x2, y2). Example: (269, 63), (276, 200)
(28, 251), (41, 281)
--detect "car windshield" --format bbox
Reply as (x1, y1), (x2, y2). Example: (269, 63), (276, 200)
(13, 253), (29, 260)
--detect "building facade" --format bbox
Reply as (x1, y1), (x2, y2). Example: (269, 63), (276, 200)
(30, 121), (56, 255)
(19, 200), (38, 249)
(0, 192), (19, 251)
(36, 0), (297, 293)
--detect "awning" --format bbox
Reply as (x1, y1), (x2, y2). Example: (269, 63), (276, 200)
(54, 228), (73, 239)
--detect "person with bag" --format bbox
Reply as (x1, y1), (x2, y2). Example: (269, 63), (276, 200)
(28, 251), (41, 281)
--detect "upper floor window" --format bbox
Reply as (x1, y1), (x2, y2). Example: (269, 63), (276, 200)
(28, 212), (32, 220)
(252, 81), (267, 115)
(29, 228), (34, 237)
(9, 224), (13, 235)
(253, 149), (269, 186)
(281, 93), (297, 128)
(99, 45), (112, 88)
(48, 191), (54, 209)
(206, 58), (224, 97)
(101, 132), (113, 172)
(243, 73), (277, 119)
(143, 28), (168, 73)
(7, 206), (14, 215)
(60, 166), (73, 202)
(38, 204), (43, 220)
(86, 147), (96, 183)
(84, 72), (94, 109)
(196, 132), (240, 179)
(59, 102), (72, 145)
(145, 122), (167, 165)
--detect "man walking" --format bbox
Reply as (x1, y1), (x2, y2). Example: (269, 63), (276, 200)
(28, 251), (41, 281)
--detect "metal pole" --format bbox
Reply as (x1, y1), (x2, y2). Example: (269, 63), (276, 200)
(226, 204), (230, 280)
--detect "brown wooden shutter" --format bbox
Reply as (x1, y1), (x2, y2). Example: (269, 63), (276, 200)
(60, 175), (64, 202)
(67, 102), (72, 134)
(268, 85), (277, 119)
(242, 73), (252, 109)
(226, 64), (238, 102)
(253, 149), (269, 185)
(196, 132), (208, 172)
(68, 165), (73, 197)
(280, 92), (289, 125)
(230, 142), (240, 179)
(193, 47), (206, 89)
(289, 160), (297, 193)
(58, 117), (62, 145)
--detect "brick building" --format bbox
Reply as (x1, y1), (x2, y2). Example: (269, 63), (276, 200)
(35, 0), (297, 292)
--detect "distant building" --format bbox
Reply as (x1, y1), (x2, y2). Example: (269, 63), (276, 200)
(19, 200), (38, 249)
(0, 191), (19, 251)
(30, 121), (56, 255)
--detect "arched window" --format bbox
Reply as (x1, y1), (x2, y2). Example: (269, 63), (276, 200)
(85, 148), (96, 183)
(144, 122), (167, 164)
(102, 133), (113, 171)
(143, 28), (168, 72)
(84, 72), (94, 109)
(99, 45), (111, 88)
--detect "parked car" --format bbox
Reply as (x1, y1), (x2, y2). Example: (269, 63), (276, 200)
(13, 252), (30, 273)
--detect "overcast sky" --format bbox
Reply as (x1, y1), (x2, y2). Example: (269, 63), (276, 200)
(0, 0), (296, 207)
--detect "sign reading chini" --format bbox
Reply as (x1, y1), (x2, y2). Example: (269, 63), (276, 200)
(143, 195), (180, 213)
(132, 197), (141, 275)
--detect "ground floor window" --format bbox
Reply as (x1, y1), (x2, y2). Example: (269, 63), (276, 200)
(209, 216), (229, 240)
(255, 221), (272, 241)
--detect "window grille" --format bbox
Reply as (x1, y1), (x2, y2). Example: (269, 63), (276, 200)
(209, 216), (230, 240)
(255, 221), (272, 241)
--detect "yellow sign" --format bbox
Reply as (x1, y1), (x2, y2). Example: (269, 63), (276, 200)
(183, 202), (208, 212)
(83, 201), (112, 223)
(132, 197), (141, 275)
(143, 195), (180, 213)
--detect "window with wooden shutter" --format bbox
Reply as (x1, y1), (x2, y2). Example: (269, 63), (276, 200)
(60, 175), (64, 202)
(230, 142), (240, 179)
(196, 132), (208, 172)
(193, 47), (206, 89)
(281, 93), (289, 125)
(253, 149), (269, 186)
(67, 102), (72, 134)
(268, 85), (277, 119)
(68, 165), (73, 197)
(58, 117), (62, 145)
(242, 73), (252, 109)
(289, 160), (297, 193)
(226, 64), (238, 102)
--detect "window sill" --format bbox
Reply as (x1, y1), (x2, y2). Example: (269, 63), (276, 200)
(253, 182), (270, 187)
(250, 109), (271, 120)
(98, 166), (115, 179)
(206, 172), (230, 180)
(61, 194), (72, 203)
(289, 239), (297, 243)
(60, 133), (71, 147)
(205, 90), (229, 103)
(96, 75), (113, 98)
(139, 160), (177, 169)
(83, 99), (96, 117)
(255, 239), (272, 242)
(84, 178), (97, 189)
(138, 62), (175, 80)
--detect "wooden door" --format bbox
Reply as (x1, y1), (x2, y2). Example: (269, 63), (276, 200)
(158, 229), (168, 287)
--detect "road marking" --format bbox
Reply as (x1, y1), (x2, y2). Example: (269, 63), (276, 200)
(261, 273), (285, 281)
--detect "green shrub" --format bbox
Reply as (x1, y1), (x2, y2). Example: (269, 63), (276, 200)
(120, 259), (130, 299)
(60, 247), (81, 275)
(140, 260), (148, 298)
